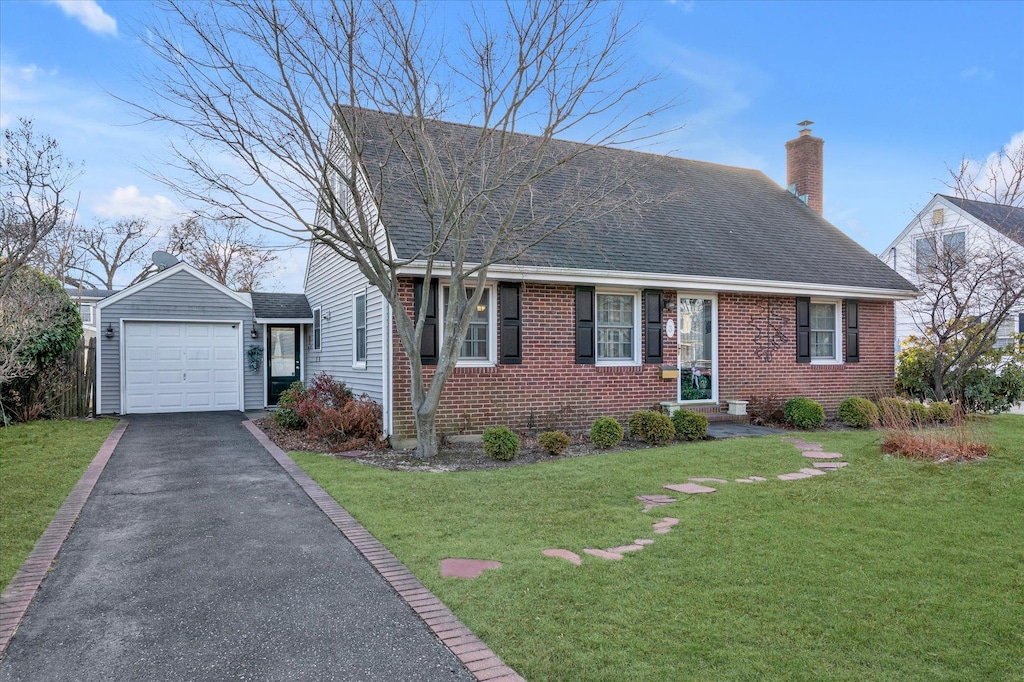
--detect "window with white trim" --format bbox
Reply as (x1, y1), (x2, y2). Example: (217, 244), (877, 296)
(353, 294), (366, 366)
(441, 286), (496, 365)
(809, 300), (842, 362)
(78, 304), (92, 324)
(916, 231), (965, 275)
(312, 306), (322, 350)
(596, 291), (639, 364)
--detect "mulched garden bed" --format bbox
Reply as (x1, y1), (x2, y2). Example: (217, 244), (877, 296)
(253, 417), (663, 472)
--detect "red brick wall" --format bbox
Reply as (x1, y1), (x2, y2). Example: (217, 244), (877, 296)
(390, 281), (896, 439)
(391, 280), (677, 439)
(717, 293), (894, 411)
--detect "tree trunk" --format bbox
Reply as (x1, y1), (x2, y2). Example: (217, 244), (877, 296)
(932, 357), (947, 401)
(413, 405), (440, 460)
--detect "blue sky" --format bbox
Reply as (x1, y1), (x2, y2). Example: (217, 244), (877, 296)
(2, 1), (1022, 292)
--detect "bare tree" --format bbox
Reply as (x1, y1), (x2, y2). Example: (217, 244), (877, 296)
(903, 146), (1024, 401)
(164, 215), (277, 292)
(1, 118), (81, 298)
(946, 134), (1024, 207)
(76, 217), (158, 289)
(135, 0), (668, 457)
(32, 218), (87, 287)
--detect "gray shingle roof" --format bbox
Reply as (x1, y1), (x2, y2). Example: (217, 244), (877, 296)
(354, 109), (915, 293)
(939, 195), (1024, 247)
(250, 292), (313, 320)
(65, 287), (118, 300)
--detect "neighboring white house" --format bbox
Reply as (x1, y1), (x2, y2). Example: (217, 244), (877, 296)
(64, 287), (118, 341)
(880, 194), (1024, 354)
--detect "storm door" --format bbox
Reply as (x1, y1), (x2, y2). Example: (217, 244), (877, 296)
(267, 325), (301, 404)
(677, 297), (715, 401)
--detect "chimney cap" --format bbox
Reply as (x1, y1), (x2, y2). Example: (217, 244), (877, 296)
(796, 120), (814, 128)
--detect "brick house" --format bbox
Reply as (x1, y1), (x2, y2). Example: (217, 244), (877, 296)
(303, 117), (916, 445)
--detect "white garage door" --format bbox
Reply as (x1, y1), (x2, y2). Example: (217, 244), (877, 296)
(124, 322), (241, 413)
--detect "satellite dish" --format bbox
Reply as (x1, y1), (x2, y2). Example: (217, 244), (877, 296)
(152, 251), (179, 270)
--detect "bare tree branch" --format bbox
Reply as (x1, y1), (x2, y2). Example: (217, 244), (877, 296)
(132, 0), (671, 457)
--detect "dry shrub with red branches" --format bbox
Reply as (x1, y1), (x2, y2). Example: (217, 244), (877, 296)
(294, 372), (383, 451)
(879, 400), (990, 463)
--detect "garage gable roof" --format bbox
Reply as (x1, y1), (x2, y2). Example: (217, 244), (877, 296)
(96, 262), (252, 310)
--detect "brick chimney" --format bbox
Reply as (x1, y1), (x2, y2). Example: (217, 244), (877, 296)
(785, 120), (824, 215)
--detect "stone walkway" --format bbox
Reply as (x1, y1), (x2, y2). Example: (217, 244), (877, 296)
(542, 435), (849, 565)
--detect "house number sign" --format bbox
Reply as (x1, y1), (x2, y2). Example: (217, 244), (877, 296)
(665, 319), (676, 338)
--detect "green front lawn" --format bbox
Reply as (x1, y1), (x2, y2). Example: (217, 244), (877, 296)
(294, 416), (1024, 681)
(0, 419), (117, 592)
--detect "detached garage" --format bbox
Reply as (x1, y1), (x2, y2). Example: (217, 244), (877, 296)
(96, 262), (311, 415)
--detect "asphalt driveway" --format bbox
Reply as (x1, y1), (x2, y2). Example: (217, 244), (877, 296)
(0, 413), (474, 681)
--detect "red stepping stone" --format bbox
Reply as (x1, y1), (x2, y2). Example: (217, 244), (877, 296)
(801, 451), (843, 459)
(653, 528), (671, 534)
(777, 472), (813, 480)
(799, 467), (827, 476)
(780, 437), (804, 443)
(793, 443), (824, 451)
(608, 544), (644, 553)
(735, 478), (753, 483)
(542, 549), (582, 566)
(655, 517), (679, 526)
(664, 483), (716, 494)
(813, 461), (849, 469)
(583, 548), (624, 561)
(635, 539), (655, 545)
(439, 558), (502, 578)
(749, 476), (767, 482)
(637, 494), (677, 512)
(690, 477), (728, 484)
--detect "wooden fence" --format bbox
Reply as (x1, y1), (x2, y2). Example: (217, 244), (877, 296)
(52, 337), (97, 418)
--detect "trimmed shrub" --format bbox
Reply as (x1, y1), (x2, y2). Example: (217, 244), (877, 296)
(837, 397), (879, 428)
(538, 430), (571, 456)
(483, 426), (519, 461)
(878, 397), (911, 426)
(928, 401), (954, 423)
(274, 380), (307, 429)
(590, 416), (624, 449)
(907, 400), (930, 425)
(671, 409), (709, 441)
(784, 397), (825, 429)
(629, 410), (675, 445)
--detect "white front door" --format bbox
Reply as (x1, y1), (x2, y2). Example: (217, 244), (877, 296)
(123, 322), (241, 413)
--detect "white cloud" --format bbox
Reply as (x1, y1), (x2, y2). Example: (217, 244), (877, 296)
(49, 1), (118, 37)
(957, 131), (1024, 201)
(960, 66), (994, 80)
(94, 186), (180, 221)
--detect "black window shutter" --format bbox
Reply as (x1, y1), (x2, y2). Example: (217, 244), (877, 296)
(575, 286), (596, 364)
(413, 277), (439, 366)
(644, 289), (663, 364)
(1019, 312), (1024, 334)
(845, 299), (860, 363)
(499, 282), (522, 364)
(796, 297), (811, 363)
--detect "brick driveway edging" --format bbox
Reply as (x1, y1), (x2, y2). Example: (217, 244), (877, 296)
(0, 418), (128, 659)
(242, 421), (526, 682)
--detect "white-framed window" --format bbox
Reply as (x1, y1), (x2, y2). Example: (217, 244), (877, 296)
(916, 231), (966, 275)
(352, 293), (367, 367)
(312, 306), (322, 350)
(78, 303), (92, 324)
(441, 285), (496, 366)
(810, 299), (843, 363)
(596, 290), (640, 365)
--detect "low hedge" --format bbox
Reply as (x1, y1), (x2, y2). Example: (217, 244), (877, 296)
(538, 430), (571, 456)
(590, 416), (624, 449)
(629, 410), (675, 445)
(482, 426), (519, 461)
(784, 397), (825, 429)
(837, 396), (879, 428)
(671, 409), (708, 441)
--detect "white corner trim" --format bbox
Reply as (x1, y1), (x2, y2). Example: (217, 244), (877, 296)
(383, 296), (393, 438)
(97, 262), (253, 310)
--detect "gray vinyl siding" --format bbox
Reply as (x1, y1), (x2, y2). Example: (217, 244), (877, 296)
(98, 269), (263, 413)
(303, 241), (385, 403)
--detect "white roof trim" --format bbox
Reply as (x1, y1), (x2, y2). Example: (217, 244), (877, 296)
(879, 194), (998, 255)
(396, 261), (919, 300)
(96, 262), (253, 309)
